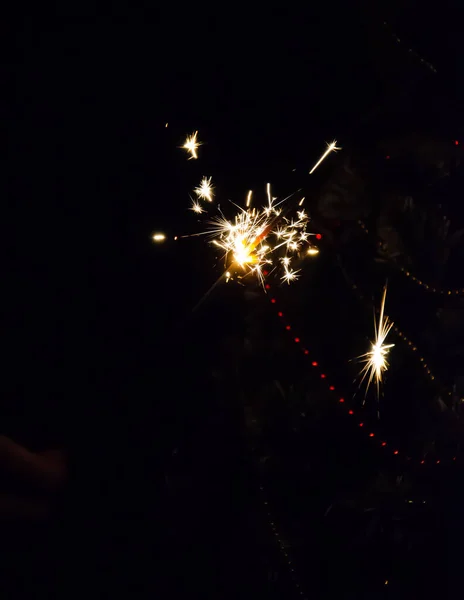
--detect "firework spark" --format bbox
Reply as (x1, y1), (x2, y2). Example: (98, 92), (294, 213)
(206, 184), (315, 287)
(194, 176), (214, 202)
(152, 233), (166, 242)
(190, 198), (205, 214)
(182, 131), (202, 159)
(281, 266), (301, 284)
(309, 140), (341, 174)
(357, 285), (394, 399)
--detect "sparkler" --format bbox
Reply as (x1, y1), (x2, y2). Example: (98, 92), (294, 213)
(357, 285), (395, 401)
(194, 176), (214, 202)
(206, 186), (315, 287)
(182, 131), (202, 159)
(309, 140), (341, 174)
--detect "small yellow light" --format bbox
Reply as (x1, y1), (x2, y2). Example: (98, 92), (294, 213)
(307, 247), (320, 256)
(152, 233), (166, 242)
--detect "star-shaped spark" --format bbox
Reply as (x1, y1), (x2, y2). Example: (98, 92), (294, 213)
(190, 199), (205, 214)
(357, 285), (395, 399)
(281, 267), (301, 284)
(194, 176), (214, 202)
(182, 131), (202, 159)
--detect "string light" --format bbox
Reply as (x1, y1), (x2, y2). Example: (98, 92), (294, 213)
(257, 483), (308, 599)
(357, 220), (464, 296)
(383, 21), (437, 74)
(265, 279), (459, 466)
(397, 265), (463, 296)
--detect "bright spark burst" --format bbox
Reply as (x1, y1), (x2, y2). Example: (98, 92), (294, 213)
(194, 176), (214, 202)
(309, 140), (341, 174)
(182, 131), (201, 159)
(205, 184), (315, 287)
(357, 286), (395, 399)
(190, 198), (205, 214)
(281, 266), (301, 284)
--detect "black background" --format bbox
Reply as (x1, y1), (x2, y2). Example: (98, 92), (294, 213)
(4, 2), (464, 597)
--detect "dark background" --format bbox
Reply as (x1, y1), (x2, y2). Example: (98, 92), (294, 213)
(4, 2), (464, 597)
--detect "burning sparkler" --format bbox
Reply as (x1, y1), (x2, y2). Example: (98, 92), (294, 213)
(309, 140), (341, 174)
(357, 285), (395, 400)
(194, 176), (214, 202)
(206, 186), (315, 287)
(182, 131), (202, 159)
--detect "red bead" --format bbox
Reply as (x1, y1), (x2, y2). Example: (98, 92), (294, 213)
(386, 155), (390, 159)
(381, 442), (387, 447)
(420, 460), (425, 464)
(329, 386), (335, 391)
(285, 325), (291, 330)
(394, 450), (399, 455)
(321, 373), (326, 379)
(359, 423), (364, 427)
(294, 337), (300, 343)
(436, 460), (440, 464)
(263, 270), (269, 276)
(339, 398), (344, 403)
(312, 361), (318, 367)
(271, 298), (276, 304)
(304, 350), (309, 355)
(369, 433), (374, 437)
(348, 410), (354, 415)
(316, 233), (322, 240)
(278, 312), (283, 317)
(455, 140), (459, 146)
(265, 284), (271, 290)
